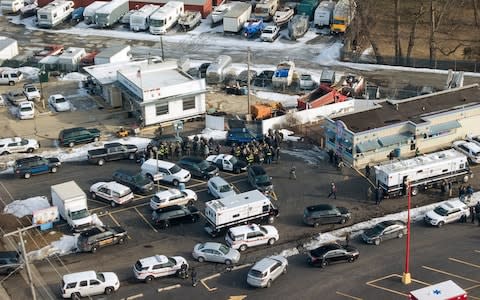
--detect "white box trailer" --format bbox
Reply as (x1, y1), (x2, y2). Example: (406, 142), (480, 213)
(95, 0), (129, 28)
(204, 190), (279, 237)
(36, 0), (74, 28)
(1, 0), (24, 14)
(314, 0), (336, 28)
(223, 2), (252, 33)
(253, 0), (279, 21)
(83, 1), (107, 25)
(375, 149), (472, 198)
(149, 1), (184, 35)
(130, 4), (160, 31)
(51, 181), (93, 232)
(206, 54), (232, 84)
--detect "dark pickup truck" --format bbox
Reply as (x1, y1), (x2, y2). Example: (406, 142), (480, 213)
(87, 142), (138, 166)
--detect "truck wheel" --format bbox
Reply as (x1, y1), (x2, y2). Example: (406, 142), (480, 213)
(463, 175), (469, 183)
(266, 279), (272, 288)
(68, 141), (75, 148)
(91, 192), (97, 199)
(163, 220), (170, 229)
(239, 244), (247, 252)
(437, 221), (444, 228)
(51, 167), (57, 173)
(104, 287), (114, 295)
(129, 153), (135, 160)
(110, 201), (117, 208)
(91, 246), (98, 253)
(339, 218), (346, 224)
(187, 200), (194, 206)
(172, 179), (179, 186)
(268, 238), (276, 245)
(411, 187), (419, 196)
(225, 259), (232, 265)
(145, 275), (154, 283)
(98, 159), (105, 166)
(268, 216), (275, 224)
(27, 148), (34, 153)
(24, 173), (31, 179)
(313, 222), (320, 228)
(8, 81), (14, 86)
(118, 238), (125, 244)
(374, 239), (380, 246)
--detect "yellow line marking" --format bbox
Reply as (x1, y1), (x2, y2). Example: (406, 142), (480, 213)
(90, 205), (111, 212)
(200, 273), (220, 292)
(366, 273), (399, 284)
(158, 284), (181, 292)
(188, 181), (207, 188)
(230, 263), (252, 271)
(465, 284), (480, 291)
(134, 207), (158, 233)
(190, 178), (206, 184)
(422, 266), (480, 283)
(475, 250), (480, 253)
(270, 191), (278, 201)
(449, 257), (480, 269)
(109, 202), (150, 214)
(335, 291), (363, 300)
(366, 274), (428, 297)
(108, 213), (131, 240)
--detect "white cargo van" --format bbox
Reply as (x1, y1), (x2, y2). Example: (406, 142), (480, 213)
(0, 70), (23, 86)
(141, 159), (191, 186)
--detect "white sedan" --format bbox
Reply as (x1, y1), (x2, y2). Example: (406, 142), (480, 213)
(48, 94), (71, 112)
(207, 176), (236, 199)
(150, 188), (197, 210)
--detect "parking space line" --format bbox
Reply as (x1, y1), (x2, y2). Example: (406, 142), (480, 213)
(109, 202), (149, 214)
(88, 198), (109, 205)
(270, 191), (278, 201)
(422, 266), (480, 283)
(188, 181), (207, 188)
(190, 178), (206, 184)
(200, 273), (220, 292)
(230, 263), (252, 271)
(108, 213), (132, 240)
(122, 293), (143, 300)
(90, 205), (110, 212)
(158, 284), (181, 292)
(449, 257), (480, 269)
(366, 274), (426, 297)
(134, 207), (158, 233)
(335, 291), (363, 300)
(465, 284), (480, 291)
(475, 250), (480, 253)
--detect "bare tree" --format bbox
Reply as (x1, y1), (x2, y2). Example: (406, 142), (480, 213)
(429, 0), (455, 67)
(406, 3), (425, 65)
(473, 0), (480, 26)
(356, 0), (383, 63)
(394, 0), (403, 64)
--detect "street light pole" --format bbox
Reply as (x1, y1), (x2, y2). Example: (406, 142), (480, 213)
(152, 146), (160, 192)
(402, 181), (412, 284)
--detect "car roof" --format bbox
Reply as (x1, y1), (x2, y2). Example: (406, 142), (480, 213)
(144, 159), (175, 168)
(155, 188), (181, 198)
(139, 255), (169, 266)
(202, 242), (222, 250)
(63, 271), (96, 283)
(15, 155), (43, 163)
(252, 256), (284, 271)
(79, 226), (108, 237)
(249, 165), (266, 174)
(19, 101), (33, 107)
(306, 204), (334, 211)
(103, 181), (130, 191)
(229, 223), (261, 235)
(62, 127), (86, 133)
(50, 94), (64, 98)
(0, 137), (22, 144)
(442, 200), (466, 209)
(313, 243), (342, 254)
(208, 176), (229, 186)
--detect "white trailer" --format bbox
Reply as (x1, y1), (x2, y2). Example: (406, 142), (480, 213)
(206, 55), (232, 84)
(223, 2), (252, 33)
(314, 0), (336, 28)
(83, 1), (107, 25)
(95, 0), (129, 28)
(204, 190), (279, 237)
(36, 0), (74, 28)
(149, 1), (184, 35)
(129, 4), (160, 32)
(375, 149), (471, 198)
(51, 181), (93, 232)
(253, 0), (278, 21)
(1, 0), (24, 14)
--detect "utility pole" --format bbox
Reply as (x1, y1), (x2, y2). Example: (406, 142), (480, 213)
(247, 47), (251, 116)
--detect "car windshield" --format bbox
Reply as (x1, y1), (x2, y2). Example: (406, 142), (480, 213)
(169, 165), (182, 174)
(70, 209), (90, 220)
(20, 106), (32, 112)
(219, 184), (232, 193)
(218, 244), (230, 255)
(96, 273), (105, 282)
(133, 174), (149, 184)
(370, 224), (386, 235)
(433, 206), (449, 216)
(55, 97), (66, 103)
(256, 174), (270, 184)
(168, 257), (176, 265)
(197, 161), (210, 170)
(263, 28), (273, 33)
(260, 226), (268, 234)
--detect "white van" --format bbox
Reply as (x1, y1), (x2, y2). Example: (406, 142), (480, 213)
(141, 159), (191, 186)
(0, 70), (23, 86)
(1, 0), (24, 14)
(61, 270), (120, 299)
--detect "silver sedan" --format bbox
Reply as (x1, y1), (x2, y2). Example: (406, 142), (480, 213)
(192, 242), (240, 265)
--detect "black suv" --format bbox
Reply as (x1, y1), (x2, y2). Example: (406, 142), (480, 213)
(247, 164), (273, 193)
(13, 156), (61, 179)
(77, 225), (127, 253)
(152, 205), (200, 229)
(59, 127), (101, 147)
(112, 169), (154, 195)
(303, 204), (351, 227)
(177, 156), (219, 179)
(0, 251), (22, 275)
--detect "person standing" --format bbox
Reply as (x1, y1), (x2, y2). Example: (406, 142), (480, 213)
(365, 164), (371, 178)
(470, 205), (475, 224)
(475, 202), (480, 226)
(191, 267), (198, 287)
(327, 183), (337, 199)
(289, 166), (296, 180)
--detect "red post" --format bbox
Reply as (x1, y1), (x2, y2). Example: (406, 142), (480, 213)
(402, 182), (412, 284)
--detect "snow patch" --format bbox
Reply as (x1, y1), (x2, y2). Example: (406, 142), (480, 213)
(3, 196), (50, 218)
(60, 72), (88, 81)
(28, 234), (78, 261)
(91, 213), (104, 227)
(188, 128), (227, 141)
(279, 129), (302, 142)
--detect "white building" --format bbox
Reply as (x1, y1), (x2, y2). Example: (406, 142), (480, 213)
(0, 36), (18, 60)
(117, 60), (206, 126)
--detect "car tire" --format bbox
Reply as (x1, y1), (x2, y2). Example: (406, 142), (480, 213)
(339, 218), (346, 224)
(320, 260), (328, 268)
(268, 238), (276, 245)
(110, 201), (117, 208)
(225, 259), (232, 266)
(72, 293), (81, 300)
(268, 216), (275, 224)
(172, 179), (179, 186)
(129, 153), (135, 160)
(145, 275), (154, 283)
(147, 174), (154, 182)
(187, 200), (194, 206)
(266, 279), (272, 288)
(163, 220), (170, 229)
(98, 159), (105, 166)
(118, 238), (125, 244)
(93, 137), (99, 142)
(397, 232), (403, 239)
(191, 215), (198, 223)
(51, 167), (57, 173)
(8, 81), (14, 86)
(91, 246), (98, 253)
(104, 287), (114, 295)
(239, 244), (247, 252)
(437, 221), (444, 228)
(91, 192), (97, 199)
(24, 173), (31, 179)
(282, 266), (287, 274)
(313, 222), (320, 228)
(27, 148), (34, 153)
(1, 151), (9, 155)
(411, 187), (419, 196)
(348, 257), (356, 263)
(374, 239), (380, 246)
(68, 141), (75, 148)
(198, 256), (205, 263)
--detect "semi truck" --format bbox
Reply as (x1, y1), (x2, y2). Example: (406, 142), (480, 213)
(51, 181), (93, 232)
(204, 190), (279, 237)
(331, 0), (355, 34)
(374, 149), (472, 198)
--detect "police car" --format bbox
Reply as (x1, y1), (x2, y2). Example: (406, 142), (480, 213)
(225, 224), (279, 252)
(0, 137), (39, 155)
(133, 255), (188, 283)
(424, 199), (470, 227)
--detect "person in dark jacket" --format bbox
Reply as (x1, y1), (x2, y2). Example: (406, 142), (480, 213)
(191, 267), (198, 287)
(470, 206), (475, 224)
(475, 202), (480, 226)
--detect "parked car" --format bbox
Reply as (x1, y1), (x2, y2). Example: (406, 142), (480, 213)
(23, 84), (40, 101)
(361, 220), (407, 245)
(7, 89), (27, 106)
(206, 154), (248, 173)
(112, 169), (154, 195)
(247, 164), (273, 194)
(424, 199), (470, 227)
(0, 251), (22, 275)
(303, 204), (351, 227)
(61, 270), (120, 299)
(261, 25), (280, 42)
(225, 223), (279, 252)
(192, 242), (240, 265)
(13, 155), (61, 179)
(150, 188), (197, 210)
(452, 140), (480, 164)
(0, 137), (39, 155)
(141, 159), (191, 186)
(58, 127), (100, 148)
(48, 94), (71, 112)
(90, 181), (134, 207)
(152, 205), (200, 229)
(299, 74), (316, 90)
(133, 254), (188, 283)
(77, 225), (127, 253)
(207, 176), (236, 199)
(87, 142), (138, 166)
(247, 255), (288, 288)
(177, 156), (219, 179)
(18, 101), (34, 119)
(307, 243), (359, 268)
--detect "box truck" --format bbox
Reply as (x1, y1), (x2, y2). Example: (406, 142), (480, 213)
(204, 190), (279, 237)
(51, 181), (93, 232)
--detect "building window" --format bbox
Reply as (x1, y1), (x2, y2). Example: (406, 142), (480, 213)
(156, 103), (169, 116)
(183, 97), (196, 110)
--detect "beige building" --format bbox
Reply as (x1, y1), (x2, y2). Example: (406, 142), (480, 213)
(323, 84), (480, 168)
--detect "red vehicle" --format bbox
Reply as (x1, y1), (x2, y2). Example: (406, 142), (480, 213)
(297, 84), (347, 110)
(34, 44), (64, 59)
(409, 280), (467, 300)
(80, 51), (99, 67)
